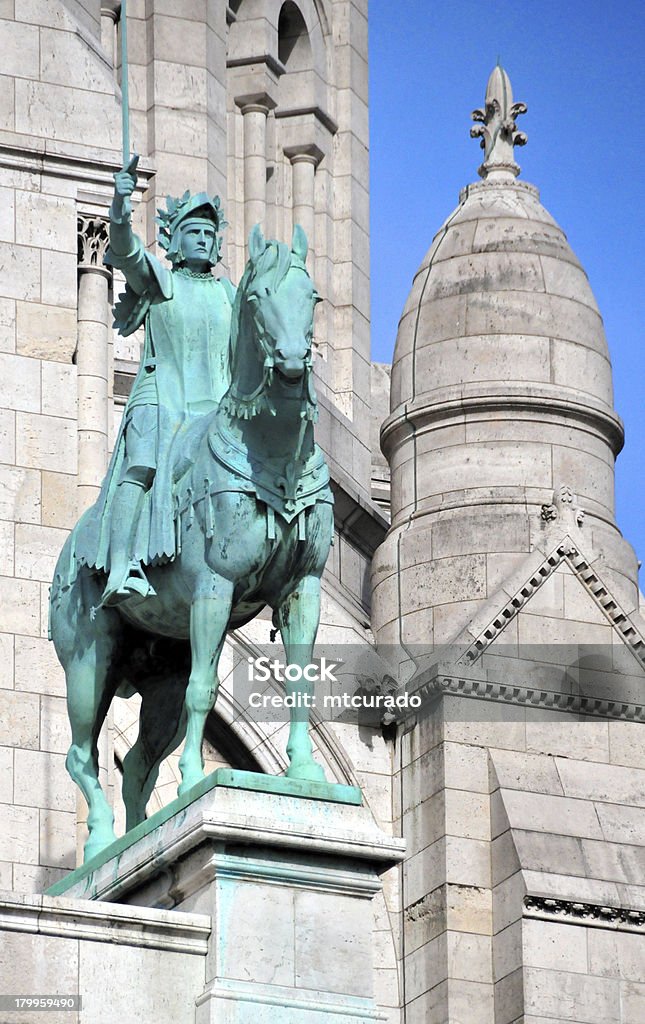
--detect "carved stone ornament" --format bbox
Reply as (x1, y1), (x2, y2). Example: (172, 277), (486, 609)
(77, 215), (110, 272)
(540, 483), (585, 527)
(470, 62), (527, 180)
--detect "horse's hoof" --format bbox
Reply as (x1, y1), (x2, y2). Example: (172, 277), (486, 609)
(286, 760), (326, 783)
(177, 776), (203, 799)
(83, 833), (116, 865)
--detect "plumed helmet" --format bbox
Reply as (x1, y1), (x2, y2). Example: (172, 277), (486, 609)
(155, 191), (227, 267)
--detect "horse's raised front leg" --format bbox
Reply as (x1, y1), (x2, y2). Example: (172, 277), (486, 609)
(277, 573), (326, 782)
(178, 582), (233, 797)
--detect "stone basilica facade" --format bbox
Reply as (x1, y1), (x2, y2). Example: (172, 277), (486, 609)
(0, 3), (643, 1023)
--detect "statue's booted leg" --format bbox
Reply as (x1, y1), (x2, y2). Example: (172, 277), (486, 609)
(103, 406), (157, 607)
(278, 573), (326, 783)
(178, 581), (234, 796)
(102, 477), (156, 607)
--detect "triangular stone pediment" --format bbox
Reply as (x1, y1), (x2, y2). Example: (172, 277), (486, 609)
(435, 534), (645, 709)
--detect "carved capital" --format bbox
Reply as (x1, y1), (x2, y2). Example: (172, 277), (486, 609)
(284, 143), (324, 168)
(78, 215), (111, 276)
(100, 0), (120, 22)
(235, 92), (277, 116)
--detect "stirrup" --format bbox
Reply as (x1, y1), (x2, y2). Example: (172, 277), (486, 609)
(101, 567), (156, 608)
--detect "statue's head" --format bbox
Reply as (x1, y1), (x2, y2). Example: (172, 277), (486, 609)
(156, 192), (226, 269)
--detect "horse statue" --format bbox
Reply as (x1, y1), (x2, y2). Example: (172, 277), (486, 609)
(49, 225), (334, 862)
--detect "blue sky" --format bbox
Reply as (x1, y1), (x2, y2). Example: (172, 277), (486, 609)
(369, 1), (645, 587)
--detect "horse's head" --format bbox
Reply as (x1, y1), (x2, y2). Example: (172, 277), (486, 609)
(226, 225), (321, 419)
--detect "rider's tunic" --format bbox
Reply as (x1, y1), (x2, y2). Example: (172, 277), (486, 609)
(73, 239), (234, 574)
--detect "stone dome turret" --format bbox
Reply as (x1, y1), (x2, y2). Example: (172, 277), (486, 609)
(372, 65), (638, 649)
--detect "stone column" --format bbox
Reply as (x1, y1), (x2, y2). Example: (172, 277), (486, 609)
(284, 144), (323, 274)
(77, 216), (111, 512)
(76, 215), (112, 863)
(236, 93), (276, 239)
(100, 1), (119, 68)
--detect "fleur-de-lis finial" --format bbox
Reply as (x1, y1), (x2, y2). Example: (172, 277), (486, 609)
(470, 63), (527, 181)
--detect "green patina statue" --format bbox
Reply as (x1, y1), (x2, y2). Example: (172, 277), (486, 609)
(76, 155), (235, 605)
(49, 163), (333, 862)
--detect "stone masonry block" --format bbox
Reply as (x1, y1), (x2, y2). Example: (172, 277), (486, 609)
(493, 870), (526, 934)
(16, 302), (76, 362)
(448, 979), (495, 1023)
(0, 633), (14, 691)
(0, 18), (40, 78)
(42, 470), (77, 528)
(15, 79), (120, 149)
(13, 748), (75, 812)
(490, 749), (564, 796)
(0, 72), (14, 132)
(492, 920), (522, 981)
(15, 523), (68, 583)
(445, 836), (491, 888)
(0, 689), (40, 749)
(0, 465), (41, 524)
(0, 518), (13, 576)
(500, 788), (604, 840)
(555, 757), (645, 808)
(15, 191), (77, 253)
(523, 919), (588, 974)
(594, 802), (645, 846)
(403, 793), (445, 854)
(0, 242), (40, 301)
(447, 930), (492, 984)
(152, 61), (208, 112)
(0, 185), (15, 243)
(41, 248), (78, 309)
(41, 361), (77, 419)
(39, 26), (114, 94)
(609, 721), (645, 769)
(445, 789), (490, 842)
(40, 694), (70, 755)
(0, 929), (79, 1009)
(447, 884), (492, 937)
(217, 880), (295, 987)
(0, 410), (15, 467)
(525, 716), (609, 762)
(404, 932), (447, 1003)
(404, 839), (445, 907)
(39, 807), (75, 870)
(0, 296), (16, 352)
(0, 745), (12, 804)
(492, 830), (522, 886)
(524, 967), (619, 1022)
(16, 412), (76, 473)
(0, 576), (41, 636)
(0, 804), (39, 864)
(0, 352), (41, 413)
(587, 927), (645, 982)
(294, 889), (372, 997)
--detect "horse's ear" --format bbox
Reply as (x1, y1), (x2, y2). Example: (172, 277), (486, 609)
(292, 223), (308, 263)
(248, 224), (265, 264)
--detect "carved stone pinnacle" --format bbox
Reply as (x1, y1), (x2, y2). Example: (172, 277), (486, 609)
(470, 63), (527, 181)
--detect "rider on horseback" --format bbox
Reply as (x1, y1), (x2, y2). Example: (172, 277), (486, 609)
(75, 159), (235, 606)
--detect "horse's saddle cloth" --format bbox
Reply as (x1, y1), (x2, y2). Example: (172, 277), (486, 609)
(205, 425), (333, 523)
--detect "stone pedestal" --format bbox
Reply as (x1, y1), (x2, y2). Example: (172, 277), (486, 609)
(49, 770), (405, 1023)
